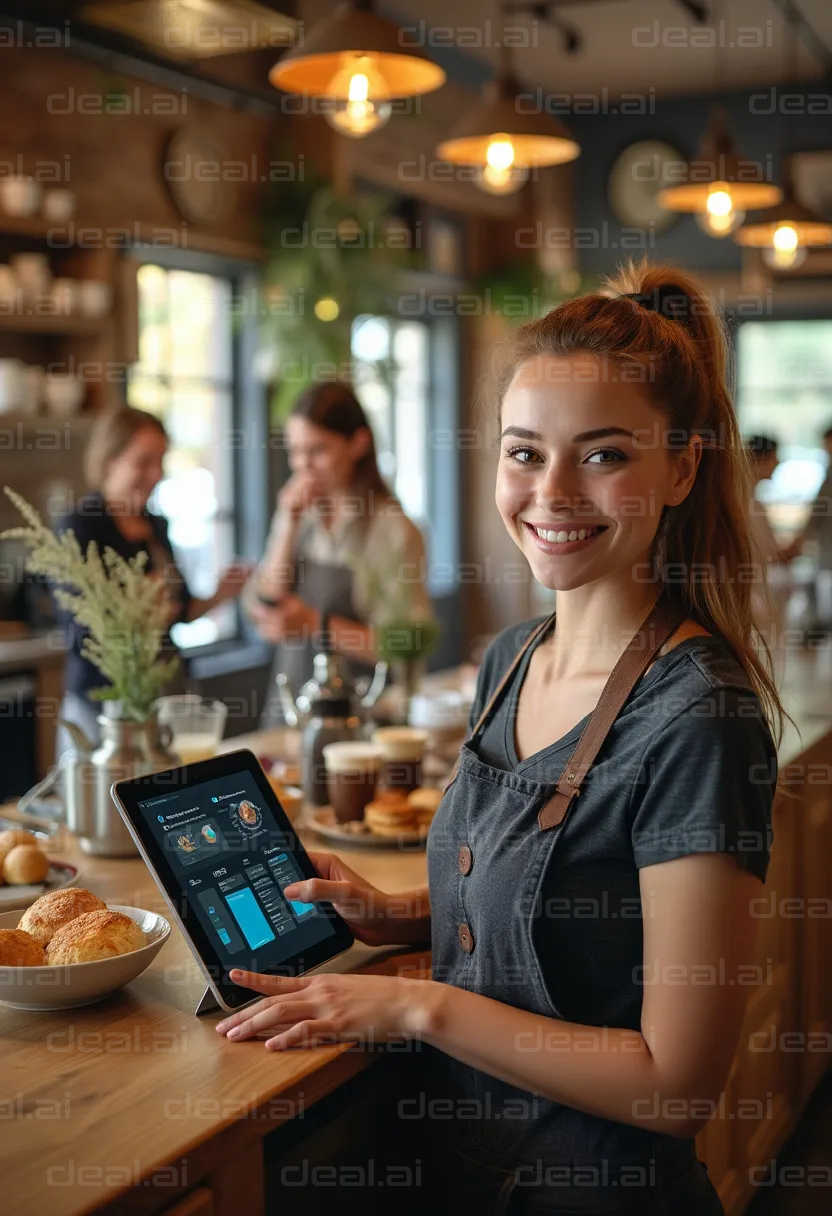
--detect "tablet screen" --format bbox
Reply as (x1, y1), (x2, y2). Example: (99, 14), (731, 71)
(132, 761), (340, 986)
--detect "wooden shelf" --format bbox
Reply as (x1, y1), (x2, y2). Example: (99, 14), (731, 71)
(0, 312), (104, 335)
(0, 215), (76, 242)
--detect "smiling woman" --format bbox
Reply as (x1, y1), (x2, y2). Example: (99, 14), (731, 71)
(219, 263), (784, 1216)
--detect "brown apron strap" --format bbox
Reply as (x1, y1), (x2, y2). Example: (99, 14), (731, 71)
(442, 610), (557, 792)
(537, 594), (688, 831)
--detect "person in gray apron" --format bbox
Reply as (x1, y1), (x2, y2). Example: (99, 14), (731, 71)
(244, 383), (431, 724)
(217, 268), (782, 1215)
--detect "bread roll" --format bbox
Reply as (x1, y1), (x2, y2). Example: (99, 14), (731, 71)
(0, 828), (37, 852)
(3, 845), (49, 885)
(18, 887), (107, 947)
(364, 799), (418, 836)
(0, 928), (45, 967)
(0, 844), (11, 886)
(46, 910), (145, 965)
(406, 788), (443, 825)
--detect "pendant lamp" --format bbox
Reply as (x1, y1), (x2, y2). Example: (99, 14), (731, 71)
(269, 1), (446, 139)
(436, 67), (580, 196)
(734, 163), (832, 269)
(734, 13), (832, 269)
(656, 106), (782, 237)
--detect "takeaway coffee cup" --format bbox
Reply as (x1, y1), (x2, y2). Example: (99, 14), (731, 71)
(322, 741), (383, 823)
(372, 727), (428, 794)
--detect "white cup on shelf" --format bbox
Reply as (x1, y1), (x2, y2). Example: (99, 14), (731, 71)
(0, 359), (25, 413)
(77, 279), (112, 318)
(21, 365), (46, 415)
(10, 252), (51, 302)
(50, 277), (79, 314)
(0, 176), (41, 218)
(44, 373), (84, 417)
(42, 188), (76, 222)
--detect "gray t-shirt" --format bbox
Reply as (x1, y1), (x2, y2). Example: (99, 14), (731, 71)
(470, 617), (777, 1031)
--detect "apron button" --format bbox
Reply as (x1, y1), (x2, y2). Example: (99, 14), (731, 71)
(458, 923), (475, 953)
(458, 845), (473, 875)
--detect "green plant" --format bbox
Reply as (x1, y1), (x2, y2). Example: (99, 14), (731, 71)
(2, 488), (179, 720)
(260, 165), (416, 419)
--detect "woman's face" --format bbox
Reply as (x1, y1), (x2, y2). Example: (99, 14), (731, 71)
(495, 354), (699, 593)
(101, 426), (167, 513)
(285, 415), (368, 493)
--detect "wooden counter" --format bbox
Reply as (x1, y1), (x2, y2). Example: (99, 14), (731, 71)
(3, 643), (832, 1216)
(0, 815), (429, 1216)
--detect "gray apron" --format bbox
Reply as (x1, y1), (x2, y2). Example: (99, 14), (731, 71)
(424, 596), (725, 1215)
(261, 554), (375, 727)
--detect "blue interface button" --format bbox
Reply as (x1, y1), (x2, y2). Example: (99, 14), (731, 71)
(218, 929), (231, 945)
(289, 899), (315, 918)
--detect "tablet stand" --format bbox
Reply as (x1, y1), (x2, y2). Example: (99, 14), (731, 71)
(195, 988), (221, 1016)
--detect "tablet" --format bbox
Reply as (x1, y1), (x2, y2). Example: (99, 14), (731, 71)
(111, 748), (354, 1013)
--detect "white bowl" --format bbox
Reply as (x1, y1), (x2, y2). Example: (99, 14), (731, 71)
(0, 904), (170, 1011)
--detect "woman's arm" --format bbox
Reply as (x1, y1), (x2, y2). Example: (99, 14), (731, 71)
(218, 851), (759, 1141)
(412, 852), (759, 1138)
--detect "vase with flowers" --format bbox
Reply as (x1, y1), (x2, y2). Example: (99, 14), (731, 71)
(3, 488), (180, 853)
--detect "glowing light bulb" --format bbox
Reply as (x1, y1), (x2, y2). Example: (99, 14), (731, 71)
(694, 187), (745, 238)
(324, 56), (392, 138)
(762, 225), (806, 270)
(772, 224), (799, 254)
(314, 297), (340, 322)
(706, 189), (733, 217)
(476, 136), (529, 195)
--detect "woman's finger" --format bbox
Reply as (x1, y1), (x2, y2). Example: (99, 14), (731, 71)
(265, 1019), (338, 1052)
(282, 877), (351, 904)
(226, 1000), (318, 1041)
(229, 969), (312, 995)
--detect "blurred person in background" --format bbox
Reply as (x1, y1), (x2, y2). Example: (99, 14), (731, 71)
(54, 406), (249, 754)
(784, 421), (832, 630)
(243, 382), (431, 725)
(746, 434), (792, 649)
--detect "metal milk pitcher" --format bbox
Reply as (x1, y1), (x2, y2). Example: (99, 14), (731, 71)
(19, 706), (179, 857)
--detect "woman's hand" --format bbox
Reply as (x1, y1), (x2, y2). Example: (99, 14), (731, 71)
(247, 594), (319, 644)
(283, 851), (427, 947)
(215, 970), (428, 1051)
(277, 472), (318, 522)
(214, 560), (254, 605)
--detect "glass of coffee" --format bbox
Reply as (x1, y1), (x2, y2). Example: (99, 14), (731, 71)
(322, 742), (383, 823)
(372, 727), (429, 794)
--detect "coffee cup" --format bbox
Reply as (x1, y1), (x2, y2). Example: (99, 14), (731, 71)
(322, 742), (383, 823)
(372, 727), (428, 794)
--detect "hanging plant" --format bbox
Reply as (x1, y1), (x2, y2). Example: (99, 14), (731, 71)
(260, 163), (417, 419)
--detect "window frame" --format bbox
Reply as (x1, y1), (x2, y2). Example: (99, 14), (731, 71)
(128, 245), (266, 656)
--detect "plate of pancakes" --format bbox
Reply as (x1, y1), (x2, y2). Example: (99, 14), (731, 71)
(0, 886), (170, 1010)
(0, 827), (79, 913)
(306, 787), (443, 848)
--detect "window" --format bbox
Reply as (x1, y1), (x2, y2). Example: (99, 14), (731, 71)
(351, 315), (429, 524)
(128, 264), (236, 647)
(736, 320), (832, 537)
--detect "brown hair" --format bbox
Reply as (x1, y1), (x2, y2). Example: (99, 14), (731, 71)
(490, 258), (785, 742)
(290, 382), (391, 501)
(84, 406), (167, 489)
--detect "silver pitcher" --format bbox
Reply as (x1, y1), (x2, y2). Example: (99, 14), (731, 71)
(19, 706), (179, 857)
(277, 652), (387, 806)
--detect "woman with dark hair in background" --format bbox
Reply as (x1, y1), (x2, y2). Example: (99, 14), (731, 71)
(244, 382), (432, 725)
(55, 406), (248, 754)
